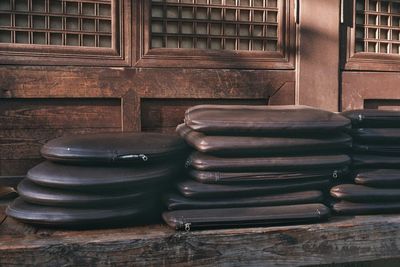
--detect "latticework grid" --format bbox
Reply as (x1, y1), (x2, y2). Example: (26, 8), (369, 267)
(0, 0), (113, 48)
(355, 0), (400, 54)
(150, 0), (279, 51)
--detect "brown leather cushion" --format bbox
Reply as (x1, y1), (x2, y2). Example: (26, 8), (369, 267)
(332, 201), (400, 215)
(177, 179), (330, 199)
(177, 123), (352, 156)
(163, 203), (330, 230)
(353, 144), (400, 156)
(350, 128), (400, 144)
(18, 179), (155, 207)
(189, 167), (349, 184)
(164, 190), (324, 210)
(330, 184), (400, 202)
(6, 197), (158, 228)
(41, 132), (187, 164)
(352, 154), (400, 168)
(355, 169), (400, 187)
(185, 105), (350, 134)
(27, 161), (179, 191)
(342, 109), (400, 128)
(187, 151), (351, 172)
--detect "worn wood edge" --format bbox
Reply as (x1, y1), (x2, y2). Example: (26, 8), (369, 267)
(0, 214), (400, 266)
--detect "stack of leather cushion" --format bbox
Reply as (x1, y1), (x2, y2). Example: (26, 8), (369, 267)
(6, 133), (187, 228)
(163, 105), (352, 230)
(331, 109), (400, 215)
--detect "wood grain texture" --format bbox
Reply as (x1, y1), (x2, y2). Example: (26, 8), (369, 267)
(0, 214), (400, 266)
(298, 0), (340, 112)
(342, 72), (400, 111)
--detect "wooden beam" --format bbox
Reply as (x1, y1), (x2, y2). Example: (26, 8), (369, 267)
(297, 0), (341, 111)
(1, 212), (400, 266)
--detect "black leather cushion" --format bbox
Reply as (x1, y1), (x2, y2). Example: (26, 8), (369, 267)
(187, 152), (351, 172)
(350, 128), (400, 144)
(163, 203), (330, 230)
(177, 179), (330, 199)
(353, 144), (400, 156)
(185, 105), (350, 134)
(41, 132), (187, 164)
(164, 190), (324, 210)
(18, 179), (154, 207)
(189, 167), (349, 184)
(355, 169), (400, 187)
(332, 201), (400, 215)
(6, 198), (158, 227)
(342, 109), (400, 128)
(352, 154), (400, 168)
(177, 123), (352, 156)
(27, 161), (178, 191)
(330, 184), (400, 202)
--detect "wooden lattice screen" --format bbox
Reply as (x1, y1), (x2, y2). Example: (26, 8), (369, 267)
(0, 0), (113, 47)
(150, 0), (279, 51)
(355, 0), (400, 54)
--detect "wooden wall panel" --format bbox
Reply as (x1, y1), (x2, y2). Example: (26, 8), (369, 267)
(342, 71), (400, 111)
(0, 98), (122, 176)
(0, 66), (295, 176)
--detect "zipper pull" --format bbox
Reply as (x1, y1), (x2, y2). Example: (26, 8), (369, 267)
(184, 222), (191, 232)
(117, 154), (148, 162)
(185, 158), (192, 168)
(358, 114), (364, 122)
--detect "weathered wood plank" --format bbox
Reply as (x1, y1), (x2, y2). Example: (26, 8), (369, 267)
(342, 72), (400, 111)
(0, 213), (400, 267)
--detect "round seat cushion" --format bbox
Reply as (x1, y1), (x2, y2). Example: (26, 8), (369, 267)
(6, 198), (158, 228)
(41, 132), (187, 164)
(18, 179), (155, 207)
(27, 161), (179, 191)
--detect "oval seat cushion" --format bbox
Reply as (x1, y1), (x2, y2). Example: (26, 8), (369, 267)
(355, 169), (400, 187)
(41, 132), (187, 164)
(332, 201), (400, 215)
(177, 124), (352, 156)
(163, 203), (330, 230)
(185, 105), (350, 134)
(164, 190), (324, 210)
(187, 152), (351, 172)
(177, 179), (330, 199)
(350, 128), (400, 144)
(27, 161), (178, 191)
(18, 179), (154, 207)
(353, 144), (400, 156)
(330, 184), (400, 202)
(189, 167), (349, 184)
(342, 109), (400, 128)
(352, 154), (400, 168)
(6, 198), (157, 227)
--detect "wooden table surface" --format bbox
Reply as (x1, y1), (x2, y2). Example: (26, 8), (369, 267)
(1, 204), (400, 267)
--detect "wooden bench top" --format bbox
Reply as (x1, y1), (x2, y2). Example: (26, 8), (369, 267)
(1, 204), (400, 266)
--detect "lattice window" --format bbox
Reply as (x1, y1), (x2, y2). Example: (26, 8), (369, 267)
(355, 0), (400, 54)
(0, 0), (113, 48)
(150, 0), (279, 51)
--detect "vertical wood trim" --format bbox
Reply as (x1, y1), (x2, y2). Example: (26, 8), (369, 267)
(122, 90), (141, 132)
(298, 0), (340, 111)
